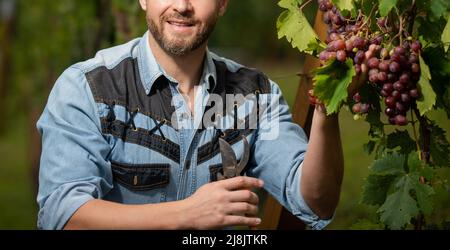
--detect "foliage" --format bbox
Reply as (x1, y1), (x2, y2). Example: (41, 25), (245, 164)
(277, 0), (450, 229)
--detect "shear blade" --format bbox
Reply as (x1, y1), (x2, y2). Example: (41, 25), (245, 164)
(236, 135), (250, 175)
(219, 138), (237, 178)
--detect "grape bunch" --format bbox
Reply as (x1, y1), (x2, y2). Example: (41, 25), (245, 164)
(315, 0), (423, 126)
(369, 41), (422, 125)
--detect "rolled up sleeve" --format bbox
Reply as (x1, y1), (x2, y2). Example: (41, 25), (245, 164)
(36, 66), (113, 230)
(247, 81), (332, 230)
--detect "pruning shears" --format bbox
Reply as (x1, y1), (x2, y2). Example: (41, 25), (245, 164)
(217, 135), (250, 181)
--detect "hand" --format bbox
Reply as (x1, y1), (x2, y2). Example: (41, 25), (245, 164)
(348, 44), (379, 97)
(181, 176), (264, 230)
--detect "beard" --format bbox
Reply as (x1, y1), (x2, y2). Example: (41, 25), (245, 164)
(147, 12), (218, 56)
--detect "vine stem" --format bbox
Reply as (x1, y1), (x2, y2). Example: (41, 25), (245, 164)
(299, 0), (313, 11)
(360, 5), (377, 30)
(396, 7), (404, 44)
(413, 106), (430, 230)
(403, 0), (427, 230)
(410, 109), (422, 160)
(407, 0), (417, 35)
(413, 107), (431, 164)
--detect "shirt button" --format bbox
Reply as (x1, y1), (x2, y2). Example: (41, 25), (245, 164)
(181, 113), (189, 120)
(185, 160), (191, 170)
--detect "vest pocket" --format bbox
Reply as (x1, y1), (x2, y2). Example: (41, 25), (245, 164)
(208, 164), (223, 182)
(111, 162), (170, 191)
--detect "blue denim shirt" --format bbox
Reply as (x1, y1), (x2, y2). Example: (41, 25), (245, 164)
(36, 31), (332, 230)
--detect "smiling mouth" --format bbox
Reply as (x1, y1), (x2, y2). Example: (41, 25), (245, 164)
(167, 20), (195, 27)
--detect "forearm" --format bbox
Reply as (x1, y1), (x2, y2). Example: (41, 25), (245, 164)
(64, 199), (189, 230)
(301, 105), (344, 219)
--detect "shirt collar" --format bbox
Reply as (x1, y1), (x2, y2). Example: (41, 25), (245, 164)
(137, 31), (217, 95)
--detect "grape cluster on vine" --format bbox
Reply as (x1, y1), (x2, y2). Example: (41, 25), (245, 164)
(315, 0), (423, 126)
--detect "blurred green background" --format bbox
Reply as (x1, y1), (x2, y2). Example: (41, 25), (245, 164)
(0, 0), (448, 229)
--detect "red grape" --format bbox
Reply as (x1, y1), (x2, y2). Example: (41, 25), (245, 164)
(389, 62), (401, 73)
(337, 50), (347, 62)
(395, 115), (408, 126)
(411, 40), (422, 52)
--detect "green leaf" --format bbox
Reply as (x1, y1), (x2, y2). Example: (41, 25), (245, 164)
(407, 151), (422, 173)
(364, 140), (376, 155)
(429, 0), (449, 21)
(378, 176), (420, 229)
(370, 153), (405, 176)
(359, 0), (378, 16)
(374, 137), (387, 159)
(428, 123), (450, 167)
(313, 59), (356, 115)
(332, 0), (354, 12)
(361, 174), (397, 205)
(378, 0), (398, 17)
(421, 45), (450, 118)
(277, 6), (320, 54)
(444, 86), (450, 117)
(418, 16), (448, 42)
(442, 15), (450, 52)
(421, 166), (435, 180)
(386, 130), (416, 155)
(409, 173), (435, 215)
(407, 151), (436, 177)
(278, 0), (303, 9)
(416, 56), (436, 116)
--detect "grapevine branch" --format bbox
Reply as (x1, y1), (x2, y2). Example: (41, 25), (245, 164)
(299, 0), (313, 11)
(410, 109), (421, 156)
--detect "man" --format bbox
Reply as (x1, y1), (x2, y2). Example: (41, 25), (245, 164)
(37, 0), (343, 230)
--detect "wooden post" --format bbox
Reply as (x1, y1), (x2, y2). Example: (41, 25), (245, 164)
(259, 9), (328, 230)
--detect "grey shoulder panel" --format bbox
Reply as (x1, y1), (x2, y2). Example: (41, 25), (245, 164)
(84, 57), (175, 125)
(212, 59), (271, 96)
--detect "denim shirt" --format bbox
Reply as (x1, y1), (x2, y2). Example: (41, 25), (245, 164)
(36, 31), (332, 230)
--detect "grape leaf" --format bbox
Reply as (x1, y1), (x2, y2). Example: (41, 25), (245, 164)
(332, 0), (354, 12)
(386, 130), (416, 155)
(378, 0), (398, 17)
(361, 174), (397, 206)
(406, 152), (435, 179)
(277, 1), (320, 54)
(416, 56), (436, 116)
(428, 0), (450, 21)
(374, 137), (387, 160)
(359, 0), (378, 16)
(428, 123), (450, 167)
(364, 140), (376, 155)
(409, 173), (435, 215)
(444, 86), (450, 117)
(407, 151), (422, 173)
(417, 16), (448, 42)
(313, 59), (356, 115)
(370, 153), (405, 175)
(278, 0), (303, 9)
(442, 15), (450, 52)
(367, 111), (384, 138)
(421, 45), (450, 117)
(378, 176), (420, 229)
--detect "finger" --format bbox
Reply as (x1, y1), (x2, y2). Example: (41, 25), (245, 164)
(222, 215), (262, 228)
(229, 190), (259, 205)
(220, 176), (264, 191)
(227, 202), (259, 217)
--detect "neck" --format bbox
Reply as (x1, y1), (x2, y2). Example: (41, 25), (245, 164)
(148, 34), (206, 95)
